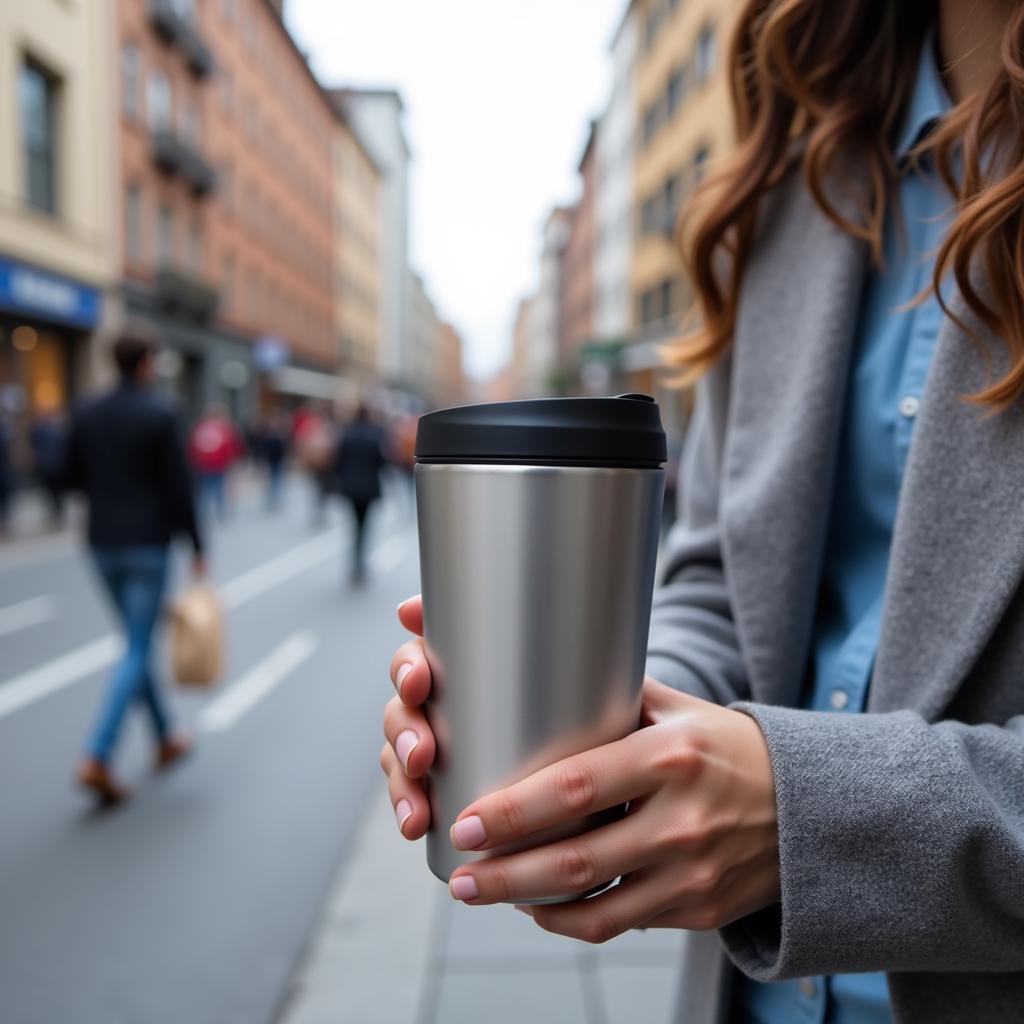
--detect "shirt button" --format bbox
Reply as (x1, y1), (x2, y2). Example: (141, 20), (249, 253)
(830, 689), (849, 710)
(799, 978), (818, 999)
(899, 395), (920, 419)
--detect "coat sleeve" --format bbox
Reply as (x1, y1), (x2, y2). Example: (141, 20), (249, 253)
(645, 358), (751, 705)
(720, 705), (1024, 976)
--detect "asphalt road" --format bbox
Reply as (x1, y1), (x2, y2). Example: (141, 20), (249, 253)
(0, 474), (419, 1024)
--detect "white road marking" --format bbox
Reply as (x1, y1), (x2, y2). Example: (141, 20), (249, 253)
(0, 595), (57, 638)
(198, 630), (317, 733)
(0, 635), (122, 720)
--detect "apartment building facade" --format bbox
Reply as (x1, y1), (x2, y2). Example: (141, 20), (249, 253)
(595, 7), (638, 343)
(333, 88), (411, 387)
(629, 0), (743, 366)
(331, 105), (382, 390)
(117, 0), (337, 419)
(0, 0), (117, 463)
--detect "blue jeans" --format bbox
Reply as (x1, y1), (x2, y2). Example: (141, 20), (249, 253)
(199, 470), (228, 519)
(87, 546), (172, 762)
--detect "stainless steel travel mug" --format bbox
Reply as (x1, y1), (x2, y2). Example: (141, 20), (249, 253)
(414, 395), (666, 901)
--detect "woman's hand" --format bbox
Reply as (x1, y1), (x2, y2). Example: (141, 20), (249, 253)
(447, 680), (780, 943)
(380, 598), (780, 942)
(380, 596), (436, 840)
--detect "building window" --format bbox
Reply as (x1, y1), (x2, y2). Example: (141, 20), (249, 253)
(187, 220), (203, 274)
(219, 67), (234, 115)
(122, 44), (142, 120)
(181, 103), (201, 146)
(666, 68), (684, 119)
(221, 253), (235, 313)
(148, 70), (173, 131)
(642, 102), (660, 147)
(641, 196), (658, 236)
(157, 204), (175, 266)
(695, 25), (716, 86)
(664, 173), (680, 220)
(20, 58), (59, 215)
(645, 6), (663, 50)
(659, 279), (673, 318)
(125, 183), (144, 266)
(219, 161), (233, 211)
(693, 144), (711, 184)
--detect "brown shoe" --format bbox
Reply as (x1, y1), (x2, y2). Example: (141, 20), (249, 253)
(156, 732), (194, 772)
(77, 759), (129, 805)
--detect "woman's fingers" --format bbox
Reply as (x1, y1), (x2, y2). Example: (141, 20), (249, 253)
(526, 864), (681, 944)
(397, 595), (424, 636)
(450, 729), (661, 853)
(447, 806), (668, 905)
(383, 696), (436, 779)
(381, 743), (431, 840)
(389, 637), (432, 706)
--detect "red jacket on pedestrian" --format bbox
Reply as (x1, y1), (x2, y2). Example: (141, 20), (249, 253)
(189, 416), (242, 474)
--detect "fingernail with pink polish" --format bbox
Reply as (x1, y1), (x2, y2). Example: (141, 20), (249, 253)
(450, 875), (479, 901)
(395, 799), (412, 833)
(395, 730), (419, 771)
(450, 815), (487, 850)
(396, 663), (413, 697)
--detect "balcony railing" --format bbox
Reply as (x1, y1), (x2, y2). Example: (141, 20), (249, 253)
(151, 130), (217, 196)
(154, 266), (219, 322)
(148, 0), (214, 78)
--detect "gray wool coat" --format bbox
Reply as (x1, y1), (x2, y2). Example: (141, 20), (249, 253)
(645, 168), (1024, 1024)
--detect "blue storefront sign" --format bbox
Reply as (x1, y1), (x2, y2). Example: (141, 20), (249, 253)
(0, 255), (101, 330)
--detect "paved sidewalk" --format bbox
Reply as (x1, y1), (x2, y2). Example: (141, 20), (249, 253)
(281, 783), (684, 1024)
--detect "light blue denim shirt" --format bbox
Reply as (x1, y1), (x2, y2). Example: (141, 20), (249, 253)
(733, 39), (952, 1024)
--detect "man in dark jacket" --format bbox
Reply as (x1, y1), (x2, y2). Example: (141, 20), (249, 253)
(335, 404), (386, 584)
(64, 332), (204, 803)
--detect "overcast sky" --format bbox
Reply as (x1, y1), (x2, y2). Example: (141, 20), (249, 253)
(285, 0), (626, 380)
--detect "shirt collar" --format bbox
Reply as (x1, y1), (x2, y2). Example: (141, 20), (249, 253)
(895, 34), (952, 160)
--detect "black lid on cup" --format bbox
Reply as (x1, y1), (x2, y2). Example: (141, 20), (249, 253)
(415, 394), (667, 469)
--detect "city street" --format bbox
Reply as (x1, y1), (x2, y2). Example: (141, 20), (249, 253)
(0, 474), (418, 1024)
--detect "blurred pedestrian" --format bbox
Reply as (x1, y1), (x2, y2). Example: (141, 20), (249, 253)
(335, 404), (386, 584)
(293, 404), (336, 526)
(189, 404), (244, 520)
(261, 411), (289, 511)
(63, 332), (203, 804)
(29, 406), (67, 525)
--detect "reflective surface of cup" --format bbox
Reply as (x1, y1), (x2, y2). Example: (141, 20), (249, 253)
(416, 460), (664, 899)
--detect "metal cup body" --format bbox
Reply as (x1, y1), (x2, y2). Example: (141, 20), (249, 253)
(415, 462), (665, 900)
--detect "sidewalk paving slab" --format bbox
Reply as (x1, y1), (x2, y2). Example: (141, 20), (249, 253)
(282, 783), (684, 1024)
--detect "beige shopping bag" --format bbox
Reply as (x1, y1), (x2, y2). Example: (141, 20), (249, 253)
(169, 584), (224, 687)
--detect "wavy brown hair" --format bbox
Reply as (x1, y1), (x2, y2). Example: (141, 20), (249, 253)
(666, 0), (1024, 408)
